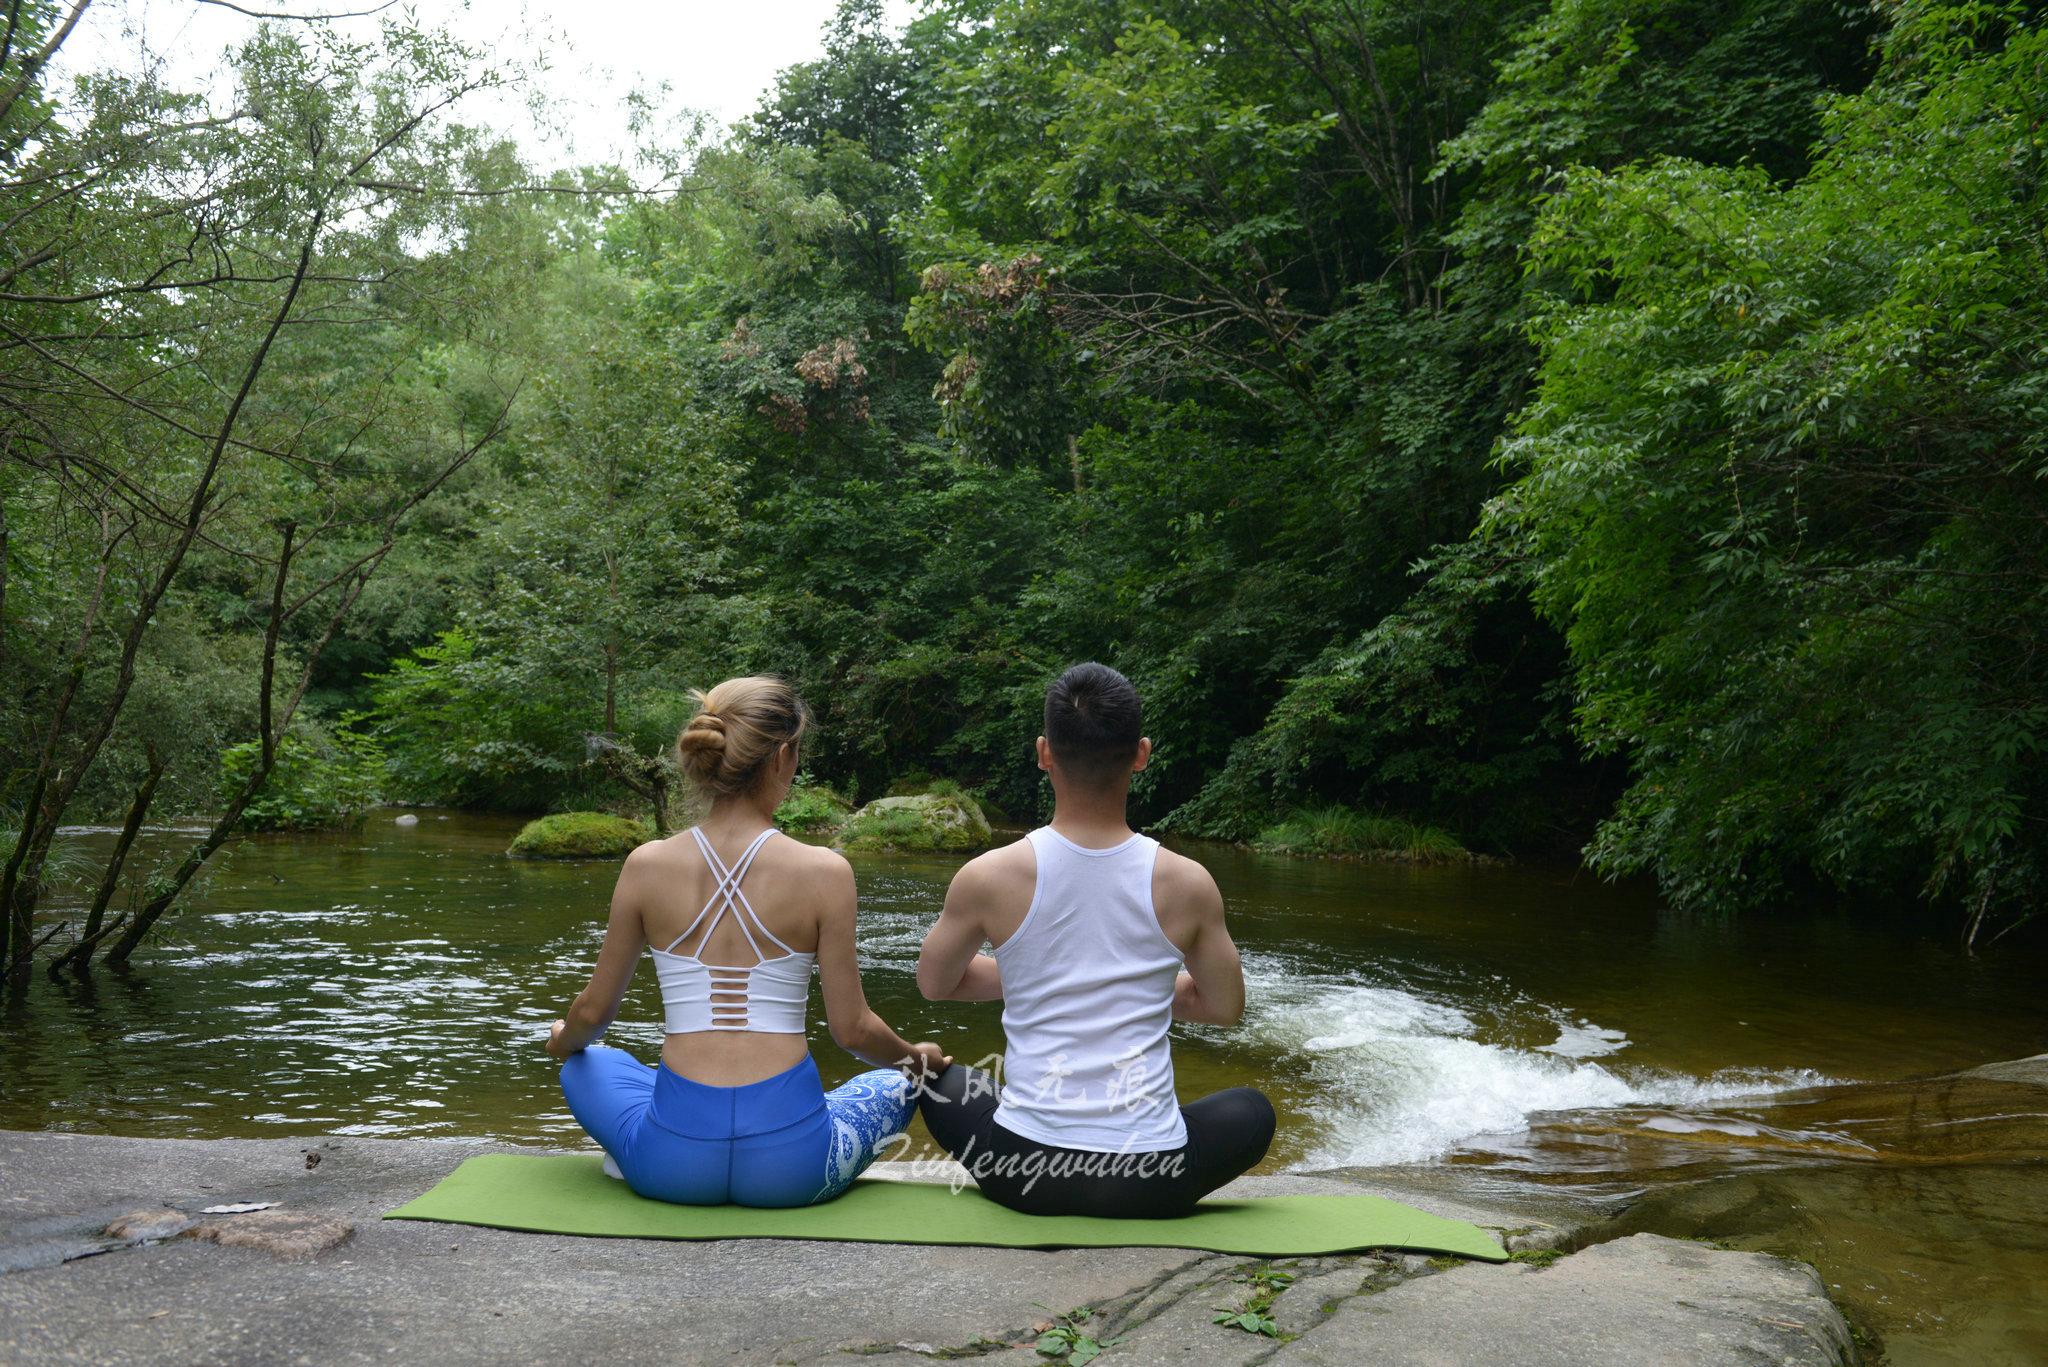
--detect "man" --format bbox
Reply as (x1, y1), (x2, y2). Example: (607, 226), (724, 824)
(915, 662), (1275, 1217)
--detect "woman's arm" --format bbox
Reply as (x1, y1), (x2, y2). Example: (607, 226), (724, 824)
(813, 853), (950, 1076)
(545, 847), (653, 1059)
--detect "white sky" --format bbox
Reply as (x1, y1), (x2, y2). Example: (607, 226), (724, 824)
(55, 0), (920, 167)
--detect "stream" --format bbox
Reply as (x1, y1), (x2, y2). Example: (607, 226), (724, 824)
(3, 811), (2044, 1364)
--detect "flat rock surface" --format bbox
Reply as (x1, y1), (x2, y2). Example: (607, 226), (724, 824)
(0, 1131), (1852, 1367)
(1264, 1234), (1856, 1367)
(1964, 1052), (2048, 1086)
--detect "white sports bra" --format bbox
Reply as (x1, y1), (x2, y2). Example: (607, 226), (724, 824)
(650, 828), (815, 1034)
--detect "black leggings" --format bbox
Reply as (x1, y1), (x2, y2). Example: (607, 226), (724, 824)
(918, 1066), (1276, 1218)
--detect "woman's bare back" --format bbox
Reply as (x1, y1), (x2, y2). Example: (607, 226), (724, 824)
(638, 827), (828, 961)
(626, 824), (841, 1085)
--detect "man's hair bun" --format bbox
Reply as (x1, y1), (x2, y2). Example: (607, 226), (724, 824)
(675, 678), (807, 798)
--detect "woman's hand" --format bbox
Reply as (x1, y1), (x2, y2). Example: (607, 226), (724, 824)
(545, 1018), (574, 1060)
(900, 1041), (951, 1083)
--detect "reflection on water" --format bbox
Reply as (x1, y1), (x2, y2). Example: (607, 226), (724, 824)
(3, 813), (2045, 1364)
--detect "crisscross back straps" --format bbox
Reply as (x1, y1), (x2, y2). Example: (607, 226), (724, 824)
(662, 827), (797, 961)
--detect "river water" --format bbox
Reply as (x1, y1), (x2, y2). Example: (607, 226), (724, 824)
(4, 812), (2045, 1364)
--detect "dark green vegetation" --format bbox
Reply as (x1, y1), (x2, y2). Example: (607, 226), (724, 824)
(5, 0), (2043, 968)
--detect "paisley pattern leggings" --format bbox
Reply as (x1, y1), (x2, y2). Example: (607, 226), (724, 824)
(560, 1046), (914, 1207)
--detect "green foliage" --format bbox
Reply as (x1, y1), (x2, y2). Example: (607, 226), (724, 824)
(220, 730), (386, 833)
(1033, 1306), (1125, 1365)
(1212, 1264), (1295, 1337)
(363, 630), (584, 809)
(1258, 805), (1468, 864)
(1489, 1), (2048, 918)
(507, 812), (655, 859)
(775, 778), (855, 834)
(19, 0), (2016, 959)
(1164, 543), (1580, 850)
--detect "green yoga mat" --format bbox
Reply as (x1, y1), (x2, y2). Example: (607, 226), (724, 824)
(385, 1154), (1506, 1261)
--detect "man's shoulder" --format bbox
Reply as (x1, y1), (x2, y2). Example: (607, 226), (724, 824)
(949, 833), (1038, 909)
(957, 832), (1037, 885)
(1150, 843), (1223, 915)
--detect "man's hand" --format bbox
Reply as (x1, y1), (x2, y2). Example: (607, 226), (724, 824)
(545, 1018), (574, 1060)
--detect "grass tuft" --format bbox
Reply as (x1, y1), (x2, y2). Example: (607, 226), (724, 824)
(1256, 804), (1467, 863)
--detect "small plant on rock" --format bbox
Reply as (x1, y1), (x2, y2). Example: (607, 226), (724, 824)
(1032, 1306), (1124, 1365)
(1212, 1264), (1294, 1337)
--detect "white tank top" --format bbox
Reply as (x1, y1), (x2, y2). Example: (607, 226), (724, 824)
(991, 827), (1188, 1152)
(650, 828), (815, 1034)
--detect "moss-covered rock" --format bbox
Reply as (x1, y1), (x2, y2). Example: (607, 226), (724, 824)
(835, 790), (993, 853)
(507, 812), (654, 859)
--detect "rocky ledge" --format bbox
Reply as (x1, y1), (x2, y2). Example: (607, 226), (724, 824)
(0, 1131), (1855, 1367)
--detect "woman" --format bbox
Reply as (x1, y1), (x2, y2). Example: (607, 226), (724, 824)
(546, 676), (951, 1206)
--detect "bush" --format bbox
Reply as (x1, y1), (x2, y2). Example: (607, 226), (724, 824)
(775, 778), (853, 834)
(1257, 804), (1467, 863)
(507, 811), (654, 859)
(221, 729), (385, 832)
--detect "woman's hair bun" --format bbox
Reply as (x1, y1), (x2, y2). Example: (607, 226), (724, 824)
(676, 712), (728, 756)
(675, 678), (808, 798)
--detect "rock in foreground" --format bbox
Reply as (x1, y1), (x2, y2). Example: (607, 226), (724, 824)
(506, 811), (653, 859)
(837, 789), (993, 853)
(1265, 1235), (1854, 1367)
(0, 1131), (1854, 1367)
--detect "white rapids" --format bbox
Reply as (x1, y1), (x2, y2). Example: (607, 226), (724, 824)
(1218, 955), (1833, 1168)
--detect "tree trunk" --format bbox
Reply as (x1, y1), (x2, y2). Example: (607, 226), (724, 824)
(1, 764), (51, 968)
(98, 381), (512, 966)
(105, 521), (304, 966)
(0, 483), (10, 680)
(5, 209), (326, 932)
(4, 542), (114, 934)
(605, 642), (617, 735)
(50, 741), (164, 974)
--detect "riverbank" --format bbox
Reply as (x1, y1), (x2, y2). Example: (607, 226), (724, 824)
(0, 1131), (1855, 1366)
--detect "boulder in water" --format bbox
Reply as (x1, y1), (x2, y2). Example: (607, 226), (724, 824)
(394, 813), (420, 826)
(507, 812), (654, 859)
(836, 789), (992, 854)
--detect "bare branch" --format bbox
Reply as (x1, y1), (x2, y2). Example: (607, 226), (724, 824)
(196, 0), (396, 16)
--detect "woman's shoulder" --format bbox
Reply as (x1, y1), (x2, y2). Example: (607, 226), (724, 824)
(765, 831), (854, 880)
(620, 831), (695, 875)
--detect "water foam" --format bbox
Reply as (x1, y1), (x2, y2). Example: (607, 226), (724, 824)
(1227, 957), (1831, 1168)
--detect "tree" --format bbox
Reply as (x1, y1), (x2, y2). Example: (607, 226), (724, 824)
(363, 249), (740, 808)
(1, 8), (530, 968)
(1487, 0), (2047, 932)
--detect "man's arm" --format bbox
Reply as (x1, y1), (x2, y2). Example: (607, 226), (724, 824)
(1157, 850), (1245, 1025)
(917, 853), (1007, 1002)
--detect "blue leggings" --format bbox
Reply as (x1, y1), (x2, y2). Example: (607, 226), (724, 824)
(559, 1046), (915, 1207)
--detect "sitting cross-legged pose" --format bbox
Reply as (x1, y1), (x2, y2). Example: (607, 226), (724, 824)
(546, 676), (951, 1207)
(914, 662), (1275, 1218)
